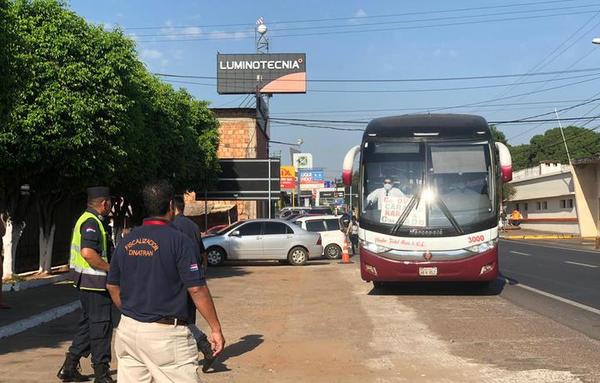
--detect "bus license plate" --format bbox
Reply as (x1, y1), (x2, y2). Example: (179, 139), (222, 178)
(419, 267), (438, 276)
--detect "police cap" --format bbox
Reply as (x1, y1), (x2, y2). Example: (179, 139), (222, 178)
(87, 186), (111, 200)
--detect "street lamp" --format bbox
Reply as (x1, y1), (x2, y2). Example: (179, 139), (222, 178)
(593, 37), (600, 45)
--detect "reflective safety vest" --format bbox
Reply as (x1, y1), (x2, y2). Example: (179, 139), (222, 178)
(70, 211), (108, 291)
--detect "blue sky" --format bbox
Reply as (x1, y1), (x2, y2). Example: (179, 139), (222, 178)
(70, 0), (600, 179)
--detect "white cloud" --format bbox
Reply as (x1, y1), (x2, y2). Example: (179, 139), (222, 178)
(209, 31), (249, 40)
(141, 49), (163, 60)
(183, 26), (202, 37)
(102, 22), (114, 30)
(354, 9), (368, 18)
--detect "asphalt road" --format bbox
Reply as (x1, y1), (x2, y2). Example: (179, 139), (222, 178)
(498, 239), (600, 340)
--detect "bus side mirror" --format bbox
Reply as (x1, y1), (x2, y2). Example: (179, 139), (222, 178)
(342, 145), (361, 186)
(495, 142), (512, 182)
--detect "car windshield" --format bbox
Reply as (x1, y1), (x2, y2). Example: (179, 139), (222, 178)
(361, 141), (494, 233)
(215, 221), (245, 235)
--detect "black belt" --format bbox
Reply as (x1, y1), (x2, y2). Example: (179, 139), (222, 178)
(154, 317), (188, 326)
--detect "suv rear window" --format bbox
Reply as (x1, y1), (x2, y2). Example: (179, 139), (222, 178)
(324, 219), (340, 231)
(305, 220), (326, 232)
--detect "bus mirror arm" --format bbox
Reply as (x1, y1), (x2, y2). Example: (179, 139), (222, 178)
(342, 145), (361, 186)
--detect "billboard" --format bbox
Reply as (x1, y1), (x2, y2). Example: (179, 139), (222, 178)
(200, 159), (280, 200)
(217, 53), (307, 94)
(280, 166), (296, 190)
(299, 169), (325, 191)
(293, 153), (313, 170)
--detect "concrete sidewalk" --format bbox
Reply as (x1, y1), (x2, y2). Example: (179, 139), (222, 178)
(501, 228), (600, 253)
(0, 282), (79, 339)
(501, 227), (581, 240)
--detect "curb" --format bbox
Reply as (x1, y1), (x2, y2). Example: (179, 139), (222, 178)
(1, 274), (70, 293)
(0, 301), (80, 339)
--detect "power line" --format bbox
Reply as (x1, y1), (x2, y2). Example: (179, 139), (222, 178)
(132, 3), (599, 37)
(137, 9), (598, 42)
(124, 0), (580, 30)
(269, 114), (600, 127)
(483, 10), (600, 104)
(155, 66), (600, 83)
(270, 100), (592, 116)
(162, 72), (600, 93)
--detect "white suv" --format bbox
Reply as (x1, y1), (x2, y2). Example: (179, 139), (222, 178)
(293, 215), (346, 259)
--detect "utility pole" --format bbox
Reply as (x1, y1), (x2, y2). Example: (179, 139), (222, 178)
(554, 108), (572, 165)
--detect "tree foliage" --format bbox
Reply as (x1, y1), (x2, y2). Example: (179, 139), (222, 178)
(508, 126), (600, 170)
(0, 0), (220, 272)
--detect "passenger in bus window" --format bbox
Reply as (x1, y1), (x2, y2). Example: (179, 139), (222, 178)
(366, 177), (405, 210)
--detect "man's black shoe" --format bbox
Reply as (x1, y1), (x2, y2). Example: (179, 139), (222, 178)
(92, 363), (114, 383)
(57, 352), (89, 382)
(198, 339), (216, 373)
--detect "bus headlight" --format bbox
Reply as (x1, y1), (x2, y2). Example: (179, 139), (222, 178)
(363, 241), (391, 254)
(465, 239), (497, 254)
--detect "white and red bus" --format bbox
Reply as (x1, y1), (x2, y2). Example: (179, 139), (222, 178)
(342, 114), (512, 287)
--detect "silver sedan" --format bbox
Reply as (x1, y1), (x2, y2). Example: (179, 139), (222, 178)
(202, 219), (323, 266)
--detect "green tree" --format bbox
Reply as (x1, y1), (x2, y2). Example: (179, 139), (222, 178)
(509, 144), (530, 171)
(529, 126), (600, 165)
(490, 125), (507, 145)
(1, 0), (220, 273)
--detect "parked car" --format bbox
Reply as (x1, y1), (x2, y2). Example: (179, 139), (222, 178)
(201, 219), (323, 266)
(293, 215), (346, 259)
(279, 206), (333, 219)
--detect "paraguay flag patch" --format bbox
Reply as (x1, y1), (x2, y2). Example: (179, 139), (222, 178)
(190, 263), (199, 272)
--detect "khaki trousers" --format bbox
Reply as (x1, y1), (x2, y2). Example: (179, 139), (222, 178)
(115, 315), (199, 383)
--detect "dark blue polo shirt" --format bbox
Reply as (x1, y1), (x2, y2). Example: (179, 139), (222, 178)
(172, 214), (205, 254)
(107, 218), (205, 323)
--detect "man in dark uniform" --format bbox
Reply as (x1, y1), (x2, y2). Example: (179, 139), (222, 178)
(58, 186), (115, 383)
(106, 180), (225, 382)
(172, 195), (215, 372)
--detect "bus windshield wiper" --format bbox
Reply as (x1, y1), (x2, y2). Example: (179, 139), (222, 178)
(435, 197), (463, 235)
(391, 169), (426, 234)
(391, 188), (422, 234)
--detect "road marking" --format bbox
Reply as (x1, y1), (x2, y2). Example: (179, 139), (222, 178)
(500, 239), (600, 254)
(564, 261), (599, 268)
(0, 301), (80, 339)
(509, 250), (531, 256)
(502, 278), (600, 316)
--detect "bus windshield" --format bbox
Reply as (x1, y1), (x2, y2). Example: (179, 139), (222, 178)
(361, 141), (494, 234)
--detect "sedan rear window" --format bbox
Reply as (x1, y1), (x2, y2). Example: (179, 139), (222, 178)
(324, 219), (340, 231)
(305, 220), (326, 232)
(263, 222), (291, 235)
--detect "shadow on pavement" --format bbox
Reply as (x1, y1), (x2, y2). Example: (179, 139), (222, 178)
(367, 278), (506, 297)
(216, 260), (330, 268)
(0, 308), (121, 356)
(207, 334), (264, 373)
(206, 266), (253, 279)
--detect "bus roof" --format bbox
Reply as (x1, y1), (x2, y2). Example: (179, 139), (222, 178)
(363, 114), (491, 139)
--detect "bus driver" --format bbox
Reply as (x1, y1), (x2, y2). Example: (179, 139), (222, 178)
(366, 177), (405, 210)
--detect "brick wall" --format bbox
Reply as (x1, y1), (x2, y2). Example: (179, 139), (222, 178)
(187, 108), (269, 222)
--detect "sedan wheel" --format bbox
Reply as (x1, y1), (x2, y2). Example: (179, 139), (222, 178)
(207, 247), (225, 266)
(288, 246), (308, 266)
(324, 244), (342, 259)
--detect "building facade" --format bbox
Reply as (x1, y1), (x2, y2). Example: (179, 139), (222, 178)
(504, 162), (578, 234)
(186, 108), (270, 229)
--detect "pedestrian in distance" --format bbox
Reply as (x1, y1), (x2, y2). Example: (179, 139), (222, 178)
(0, 215), (9, 309)
(106, 180), (225, 383)
(511, 208), (523, 226)
(58, 186), (115, 383)
(346, 216), (359, 255)
(172, 194), (216, 372)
